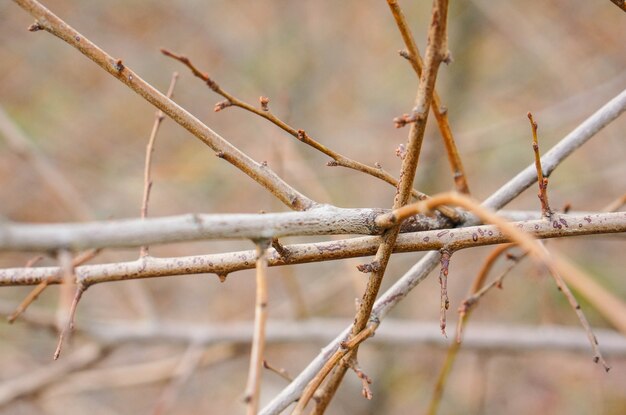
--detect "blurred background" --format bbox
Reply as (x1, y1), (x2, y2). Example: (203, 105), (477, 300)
(0, 0), (625, 414)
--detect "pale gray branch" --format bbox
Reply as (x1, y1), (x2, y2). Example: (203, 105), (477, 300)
(0, 212), (623, 287)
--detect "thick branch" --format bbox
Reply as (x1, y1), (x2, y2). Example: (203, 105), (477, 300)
(0, 206), (448, 252)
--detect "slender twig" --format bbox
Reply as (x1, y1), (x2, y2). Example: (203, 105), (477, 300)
(263, 360), (293, 383)
(376, 192), (610, 370)
(427, 244), (519, 415)
(54, 250), (88, 360)
(140, 72), (179, 257)
(7, 248), (99, 323)
(262, 87), (626, 415)
(527, 112), (552, 217)
(291, 323), (378, 415)
(438, 249), (452, 336)
(309, 3), (459, 408)
(386, 0), (470, 194)
(13, 0), (316, 211)
(244, 239), (271, 415)
(1, 212), (624, 287)
(160, 48), (460, 222)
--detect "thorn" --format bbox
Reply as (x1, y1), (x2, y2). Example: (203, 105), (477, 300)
(395, 143), (407, 160)
(217, 274), (228, 283)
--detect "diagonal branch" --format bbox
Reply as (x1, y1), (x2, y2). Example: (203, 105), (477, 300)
(12, 0), (316, 211)
(160, 48), (460, 222)
(261, 86), (626, 414)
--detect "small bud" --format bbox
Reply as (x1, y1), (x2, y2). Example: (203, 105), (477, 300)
(259, 96), (270, 111)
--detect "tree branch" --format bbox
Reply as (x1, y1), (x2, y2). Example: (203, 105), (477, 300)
(12, 0), (316, 211)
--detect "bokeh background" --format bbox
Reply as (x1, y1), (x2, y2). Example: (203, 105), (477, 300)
(1, 1), (625, 414)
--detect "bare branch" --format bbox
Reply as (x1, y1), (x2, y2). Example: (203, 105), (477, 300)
(12, 0), (316, 211)
(1, 212), (623, 287)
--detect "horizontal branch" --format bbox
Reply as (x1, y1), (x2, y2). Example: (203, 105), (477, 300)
(1, 212), (623, 286)
(0, 205), (443, 252)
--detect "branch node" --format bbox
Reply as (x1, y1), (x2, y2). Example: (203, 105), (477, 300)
(326, 160), (339, 167)
(259, 96), (270, 111)
(356, 260), (381, 274)
(113, 59), (124, 72)
(395, 143), (407, 160)
(28, 22), (43, 32)
(214, 100), (232, 112)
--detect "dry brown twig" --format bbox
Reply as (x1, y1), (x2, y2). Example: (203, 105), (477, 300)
(376, 192), (611, 371)
(528, 112), (552, 217)
(386, 0), (470, 194)
(159, 48), (461, 222)
(308, 2), (454, 411)
(53, 250), (87, 360)
(140, 72), (179, 258)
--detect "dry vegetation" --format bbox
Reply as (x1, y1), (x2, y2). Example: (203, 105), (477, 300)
(0, 1), (625, 414)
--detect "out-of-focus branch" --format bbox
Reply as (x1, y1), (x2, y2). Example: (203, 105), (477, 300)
(12, 0), (316, 211)
(0, 105), (93, 221)
(140, 72), (179, 258)
(386, 0), (470, 194)
(0, 212), (623, 287)
(244, 241), (270, 414)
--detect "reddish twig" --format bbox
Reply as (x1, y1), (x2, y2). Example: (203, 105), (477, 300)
(263, 360), (293, 383)
(140, 72), (179, 257)
(528, 112), (552, 218)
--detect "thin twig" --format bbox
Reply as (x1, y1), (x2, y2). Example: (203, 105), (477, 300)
(244, 239), (271, 414)
(438, 249), (452, 336)
(603, 192), (626, 212)
(7, 248), (99, 323)
(262, 86), (626, 415)
(263, 360), (293, 383)
(527, 112), (552, 217)
(311, 2), (453, 409)
(160, 48), (460, 222)
(386, 0), (470, 194)
(427, 244), (518, 415)
(376, 192), (610, 370)
(140, 72), (179, 257)
(13, 0), (316, 211)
